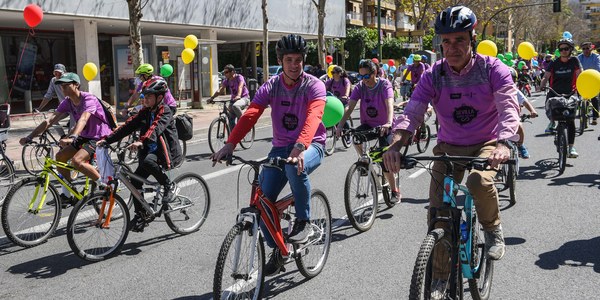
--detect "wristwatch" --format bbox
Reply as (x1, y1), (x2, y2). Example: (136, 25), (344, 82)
(69, 134), (79, 140)
(294, 142), (306, 152)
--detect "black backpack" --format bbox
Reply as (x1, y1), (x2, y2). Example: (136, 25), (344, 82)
(96, 97), (118, 130)
(175, 113), (193, 141)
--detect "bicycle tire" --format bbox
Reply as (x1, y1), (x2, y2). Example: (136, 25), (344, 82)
(416, 124), (431, 153)
(341, 119), (353, 149)
(165, 173), (210, 234)
(324, 126), (336, 156)
(21, 141), (53, 176)
(295, 189), (332, 278)
(173, 139), (187, 168)
(556, 123), (568, 174)
(577, 101), (588, 136)
(67, 192), (130, 262)
(0, 155), (16, 205)
(468, 212), (495, 300)
(239, 126), (256, 150)
(208, 117), (229, 154)
(1, 177), (61, 247)
(344, 163), (378, 232)
(507, 163), (517, 206)
(213, 221), (265, 300)
(117, 134), (139, 165)
(409, 228), (453, 300)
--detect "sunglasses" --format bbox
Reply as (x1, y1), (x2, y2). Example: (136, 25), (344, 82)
(223, 70), (230, 74)
(357, 73), (373, 80)
(559, 47), (571, 52)
(582, 47), (591, 50)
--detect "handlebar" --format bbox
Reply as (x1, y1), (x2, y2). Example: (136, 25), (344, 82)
(348, 126), (382, 144)
(227, 155), (297, 172)
(401, 154), (516, 172)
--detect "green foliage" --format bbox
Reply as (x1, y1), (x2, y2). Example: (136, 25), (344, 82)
(382, 37), (410, 59)
(422, 28), (435, 51)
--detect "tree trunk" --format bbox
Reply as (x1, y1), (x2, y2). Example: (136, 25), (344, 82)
(262, 0), (269, 84)
(240, 43), (248, 77)
(127, 0), (144, 72)
(317, 0), (327, 68)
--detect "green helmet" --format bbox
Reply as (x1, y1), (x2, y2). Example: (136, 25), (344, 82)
(135, 63), (154, 75)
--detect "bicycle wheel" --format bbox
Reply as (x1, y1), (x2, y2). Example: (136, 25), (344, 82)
(239, 126), (256, 150)
(324, 127), (336, 156)
(213, 221), (265, 300)
(295, 189), (332, 278)
(1, 177), (61, 247)
(117, 134), (138, 165)
(173, 139), (187, 168)
(409, 228), (454, 300)
(578, 101), (588, 136)
(21, 142), (53, 176)
(165, 173), (210, 234)
(344, 163), (378, 232)
(0, 155), (16, 205)
(556, 123), (568, 174)
(382, 171), (401, 208)
(341, 120), (353, 149)
(416, 124), (431, 153)
(468, 212), (494, 300)
(208, 117), (229, 154)
(507, 163), (517, 206)
(67, 192), (130, 262)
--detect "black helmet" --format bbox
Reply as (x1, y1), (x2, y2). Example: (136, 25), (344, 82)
(558, 38), (575, 49)
(434, 6), (477, 35)
(276, 34), (307, 59)
(142, 78), (168, 95)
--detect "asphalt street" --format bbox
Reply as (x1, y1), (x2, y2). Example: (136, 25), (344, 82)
(1, 91), (599, 299)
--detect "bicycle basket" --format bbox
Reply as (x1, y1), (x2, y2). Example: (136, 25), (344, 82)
(545, 95), (577, 121)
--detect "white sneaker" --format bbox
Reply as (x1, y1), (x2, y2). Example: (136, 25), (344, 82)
(485, 224), (506, 260)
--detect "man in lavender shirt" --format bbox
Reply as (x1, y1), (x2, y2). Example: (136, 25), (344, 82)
(209, 64), (250, 129)
(20, 73), (113, 204)
(383, 5), (519, 277)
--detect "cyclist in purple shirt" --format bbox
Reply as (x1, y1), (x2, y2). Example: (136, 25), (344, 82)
(383, 8), (519, 296)
(20, 72), (113, 204)
(125, 63), (177, 114)
(208, 64), (250, 129)
(324, 65), (351, 104)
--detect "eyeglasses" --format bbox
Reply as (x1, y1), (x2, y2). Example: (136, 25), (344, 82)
(223, 70), (230, 74)
(559, 47), (571, 52)
(582, 47), (591, 50)
(357, 73), (372, 80)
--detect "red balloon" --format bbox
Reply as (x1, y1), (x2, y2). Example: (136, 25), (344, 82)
(24, 4), (43, 28)
(388, 59), (395, 67)
(371, 58), (379, 64)
(325, 55), (333, 64)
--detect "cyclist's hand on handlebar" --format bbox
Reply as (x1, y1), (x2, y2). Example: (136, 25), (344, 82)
(488, 143), (511, 169)
(211, 143), (234, 167)
(382, 142), (403, 173)
(335, 126), (343, 138)
(96, 140), (107, 148)
(207, 97), (215, 104)
(59, 137), (74, 148)
(380, 123), (392, 136)
(530, 110), (538, 118)
(19, 136), (32, 146)
(287, 147), (304, 175)
(127, 141), (143, 151)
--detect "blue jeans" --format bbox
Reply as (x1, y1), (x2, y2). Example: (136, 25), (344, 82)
(258, 142), (324, 248)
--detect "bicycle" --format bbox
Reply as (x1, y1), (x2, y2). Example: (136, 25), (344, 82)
(66, 143), (210, 261)
(577, 97), (591, 136)
(343, 127), (400, 232)
(0, 103), (16, 205)
(405, 155), (515, 300)
(213, 155), (332, 299)
(393, 106), (432, 154)
(545, 87), (578, 174)
(208, 99), (255, 154)
(21, 110), (68, 175)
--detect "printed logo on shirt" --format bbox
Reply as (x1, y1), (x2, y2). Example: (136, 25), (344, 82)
(282, 113), (299, 131)
(366, 106), (378, 118)
(281, 100), (291, 106)
(453, 105), (478, 125)
(450, 93), (462, 99)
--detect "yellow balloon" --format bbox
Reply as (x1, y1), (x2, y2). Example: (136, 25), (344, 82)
(477, 40), (498, 57)
(327, 64), (336, 78)
(181, 48), (195, 64)
(82, 62), (98, 81)
(576, 69), (600, 99)
(533, 51), (538, 57)
(517, 42), (536, 60)
(403, 68), (411, 81)
(184, 34), (198, 49)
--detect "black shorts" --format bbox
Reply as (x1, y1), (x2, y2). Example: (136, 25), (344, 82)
(71, 136), (97, 156)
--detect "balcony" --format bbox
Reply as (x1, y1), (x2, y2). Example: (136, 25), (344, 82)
(396, 20), (414, 31)
(365, 16), (396, 31)
(366, 0), (395, 11)
(346, 12), (364, 26)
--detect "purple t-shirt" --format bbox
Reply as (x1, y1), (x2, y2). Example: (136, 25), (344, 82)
(56, 91), (113, 139)
(394, 54), (520, 146)
(407, 63), (426, 84)
(349, 78), (394, 127)
(223, 74), (250, 101)
(325, 77), (351, 104)
(136, 75), (176, 107)
(252, 73), (327, 147)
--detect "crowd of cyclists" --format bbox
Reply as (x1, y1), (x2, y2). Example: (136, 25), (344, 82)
(3, 3), (599, 299)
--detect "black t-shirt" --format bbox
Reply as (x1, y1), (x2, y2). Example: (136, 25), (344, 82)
(546, 57), (582, 95)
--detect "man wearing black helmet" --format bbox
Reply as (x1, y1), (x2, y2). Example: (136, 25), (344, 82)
(383, 6), (520, 297)
(211, 34), (327, 277)
(100, 79), (182, 232)
(540, 38), (582, 157)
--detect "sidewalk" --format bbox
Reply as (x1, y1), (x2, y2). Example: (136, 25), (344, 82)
(5, 96), (272, 170)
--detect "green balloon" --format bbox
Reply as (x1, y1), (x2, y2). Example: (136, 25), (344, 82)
(497, 54), (505, 60)
(554, 49), (560, 57)
(518, 61), (526, 70)
(505, 52), (513, 60)
(322, 96), (344, 128)
(160, 64), (174, 77)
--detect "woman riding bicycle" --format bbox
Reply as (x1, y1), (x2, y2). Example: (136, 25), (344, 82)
(539, 38), (582, 158)
(211, 34), (326, 277)
(208, 64), (250, 130)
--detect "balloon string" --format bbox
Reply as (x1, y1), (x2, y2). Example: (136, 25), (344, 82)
(8, 28), (35, 102)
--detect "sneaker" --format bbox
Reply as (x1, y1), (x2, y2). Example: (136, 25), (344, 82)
(264, 248), (285, 277)
(162, 182), (178, 204)
(287, 219), (314, 244)
(568, 147), (579, 158)
(544, 122), (556, 134)
(130, 211), (154, 233)
(484, 224), (506, 260)
(430, 279), (448, 300)
(391, 190), (401, 203)
(47, 194), (75, 208)
(518, 145), (530, 159)
(592, 119), (597, 125)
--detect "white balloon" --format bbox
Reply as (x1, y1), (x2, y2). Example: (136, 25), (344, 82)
(202, 57), (209, 64)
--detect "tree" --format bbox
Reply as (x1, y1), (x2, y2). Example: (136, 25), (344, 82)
(311, 0), (327, 68)
(126, 0), (149, 73)
(262, 0), (269, 83)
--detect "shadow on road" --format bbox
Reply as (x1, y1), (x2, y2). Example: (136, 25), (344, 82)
(518, 158), (570, 180)
(535, 237), (600, 273)
(547, 173), (600, 189)
(173, 294), (212, 300)
(7, 251), (92, 278)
